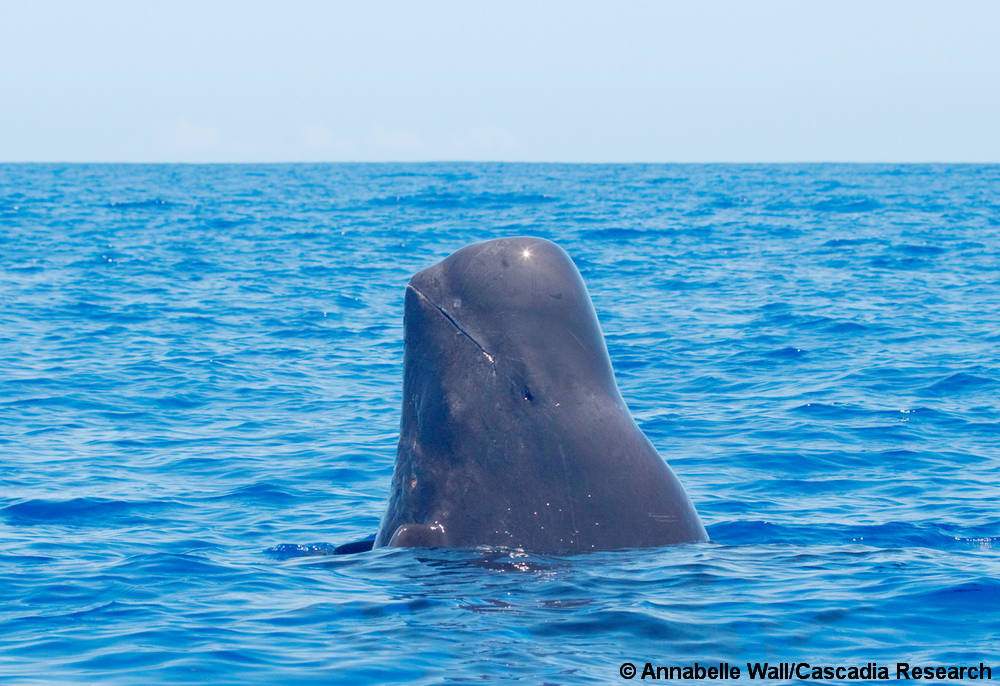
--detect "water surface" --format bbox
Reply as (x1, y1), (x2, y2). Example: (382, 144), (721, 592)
(1, 163), (998, 683)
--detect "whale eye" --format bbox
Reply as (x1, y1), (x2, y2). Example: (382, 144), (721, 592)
(522, 386), (534, 403)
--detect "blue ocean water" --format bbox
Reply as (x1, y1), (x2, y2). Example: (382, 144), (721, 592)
(1, 163), (998, 684)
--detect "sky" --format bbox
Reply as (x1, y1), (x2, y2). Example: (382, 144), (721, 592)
(1, 1), (998, 163)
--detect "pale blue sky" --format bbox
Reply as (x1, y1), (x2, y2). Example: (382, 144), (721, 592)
(2, 1), (998, 162)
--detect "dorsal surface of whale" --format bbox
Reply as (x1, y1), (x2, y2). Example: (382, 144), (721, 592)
(374, 236), (707, 552)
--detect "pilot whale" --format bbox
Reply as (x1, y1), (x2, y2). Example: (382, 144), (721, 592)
(359, 236), (706, 553)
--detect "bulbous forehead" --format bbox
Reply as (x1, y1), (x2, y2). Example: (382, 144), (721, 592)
(409, 236), (586, 313)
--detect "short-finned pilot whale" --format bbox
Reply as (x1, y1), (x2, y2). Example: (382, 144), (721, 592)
(340, 236), (706, 554)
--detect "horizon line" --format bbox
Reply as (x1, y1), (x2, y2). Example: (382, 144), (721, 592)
(2, 160), (998, 166)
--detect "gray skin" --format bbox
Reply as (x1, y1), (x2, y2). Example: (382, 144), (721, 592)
(374, 236), (707, 552)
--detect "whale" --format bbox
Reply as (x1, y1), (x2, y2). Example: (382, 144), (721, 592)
(352, 236), (706, 553)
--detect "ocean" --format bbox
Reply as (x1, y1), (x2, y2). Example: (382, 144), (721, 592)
(1, 163), (997, 684)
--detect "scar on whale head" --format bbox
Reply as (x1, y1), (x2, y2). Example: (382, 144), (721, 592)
(342, 236), (706, 554)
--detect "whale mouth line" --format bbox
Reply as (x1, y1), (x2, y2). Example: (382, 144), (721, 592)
(408, 284), (495, 364)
